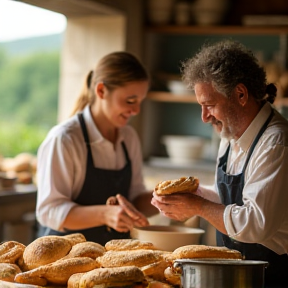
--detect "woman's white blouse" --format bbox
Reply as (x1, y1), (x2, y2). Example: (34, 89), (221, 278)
(36, 105), (149, 231)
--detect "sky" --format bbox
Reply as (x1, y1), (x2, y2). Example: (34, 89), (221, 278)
(0, 0), (67, 42)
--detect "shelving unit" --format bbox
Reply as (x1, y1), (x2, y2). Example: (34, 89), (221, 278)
(147, 91), (288, 107)
(141, 23), (288, 163)
(146, 25), (288, 35)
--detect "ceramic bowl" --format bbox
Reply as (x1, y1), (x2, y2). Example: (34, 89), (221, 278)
(131, 225), (205, 251)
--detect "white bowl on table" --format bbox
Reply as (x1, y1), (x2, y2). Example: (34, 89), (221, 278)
(131, 225), (205, 252)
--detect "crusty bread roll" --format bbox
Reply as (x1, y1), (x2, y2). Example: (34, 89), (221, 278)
(146, 279), (174, 288)
(0, 241), (26, 264)
(0, 263), (22, 282)
(63, 241), (105, 260)
(68, 272), (85, 288)
(171, 245), (242, 260)
(23, 235), (72, 270)
(105, 239), (156, 251)
(78, 266), (145, 288)
(97, 249), (164, 268)
(63, 233), (87, 246)
(154, 176), (199, 196)
(15, 257), (100, 286)
(164, 267), (181, 286)
(141, 260), (169, 281)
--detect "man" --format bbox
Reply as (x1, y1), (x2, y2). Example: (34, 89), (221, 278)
(151, 40), (288, 288)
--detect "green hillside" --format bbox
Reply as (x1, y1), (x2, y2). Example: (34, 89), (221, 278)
(0, 33), (63, 56)
(0, 34), (62, 156)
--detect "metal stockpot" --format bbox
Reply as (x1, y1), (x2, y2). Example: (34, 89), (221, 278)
(174, 259), (268, 288)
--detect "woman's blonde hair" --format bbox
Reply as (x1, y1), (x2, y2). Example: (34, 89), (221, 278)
(70, 51), (149, 116)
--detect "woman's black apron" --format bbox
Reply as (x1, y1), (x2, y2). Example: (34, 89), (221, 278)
(40, 113), (131, 245)
(216, 110), (288, 288)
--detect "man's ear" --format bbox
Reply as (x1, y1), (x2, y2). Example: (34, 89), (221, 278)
(95, 82), (105, 99)
(235, 83), (248, 106)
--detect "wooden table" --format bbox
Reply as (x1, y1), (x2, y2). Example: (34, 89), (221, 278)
(0, 184), (37, 242)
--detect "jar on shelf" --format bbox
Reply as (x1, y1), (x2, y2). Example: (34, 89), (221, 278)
(174, 1), (191, 25)
(147, 0), (175, 25)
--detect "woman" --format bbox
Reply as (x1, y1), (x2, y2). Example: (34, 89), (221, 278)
(36, 51), (157, 245)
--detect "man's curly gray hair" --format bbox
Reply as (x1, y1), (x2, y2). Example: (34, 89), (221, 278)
(181, 40), (276, 104)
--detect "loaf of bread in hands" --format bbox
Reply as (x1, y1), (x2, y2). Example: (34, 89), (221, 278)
(154, 176), (199, 196)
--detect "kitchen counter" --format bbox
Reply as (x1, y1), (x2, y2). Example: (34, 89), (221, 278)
(0, 184), (37, 244)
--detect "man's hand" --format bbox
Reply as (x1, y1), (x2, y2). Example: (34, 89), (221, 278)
(151, 192), (202, 222)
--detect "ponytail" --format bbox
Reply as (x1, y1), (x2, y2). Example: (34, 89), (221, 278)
(265, 83), (277, 104)
(70, 70), (94, 116)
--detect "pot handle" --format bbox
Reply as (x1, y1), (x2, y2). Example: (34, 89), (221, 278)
(173, 261), (183, 274)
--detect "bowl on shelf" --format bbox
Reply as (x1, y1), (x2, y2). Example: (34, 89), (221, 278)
(131, 225), (205, 251)
(162, 135), (207, 164)
(167, 80), (190, 95)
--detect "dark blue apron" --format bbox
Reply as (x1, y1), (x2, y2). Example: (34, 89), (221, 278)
(216, 110), (288, 288)
(40, 113), (131, 245)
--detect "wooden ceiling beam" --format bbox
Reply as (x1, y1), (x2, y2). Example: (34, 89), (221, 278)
(14, 0), (122, 17)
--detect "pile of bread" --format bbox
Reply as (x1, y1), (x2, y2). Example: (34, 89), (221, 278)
(0, 152), (37, 186)
(0, 232), (242, 288)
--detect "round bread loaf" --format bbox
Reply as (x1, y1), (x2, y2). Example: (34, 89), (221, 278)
(155, 176), (199, 196)
(23, 235), (72, 270)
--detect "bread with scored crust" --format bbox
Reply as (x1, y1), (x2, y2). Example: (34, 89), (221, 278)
(154, 176), (199, 196)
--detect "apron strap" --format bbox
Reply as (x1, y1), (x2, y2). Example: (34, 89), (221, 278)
(241, 109), (274, 173)
(77, 113), (93, 161)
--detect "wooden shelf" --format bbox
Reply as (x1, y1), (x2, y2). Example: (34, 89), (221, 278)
(146, 25), (288, 35)
(147, 91), (197, 103)
(147, 91), (288, 107)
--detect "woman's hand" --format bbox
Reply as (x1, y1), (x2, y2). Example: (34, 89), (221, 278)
(104, 194), (149, 233)
(104, 204), (136, 233)
(116, 194), (149, 227)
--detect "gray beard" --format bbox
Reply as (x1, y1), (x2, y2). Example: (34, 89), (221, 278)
(218, 104), (241, 140)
